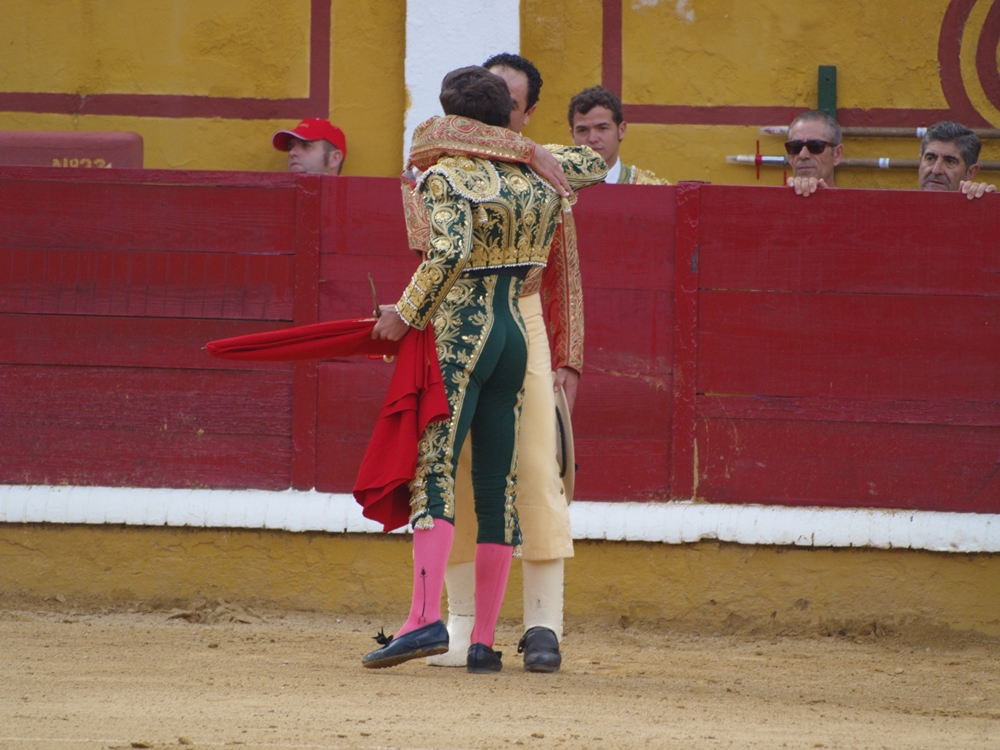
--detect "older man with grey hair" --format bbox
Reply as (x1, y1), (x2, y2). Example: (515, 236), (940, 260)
(787, 116), (995, 199)
(918, 121), (995, 199)
(785, 110), (843, 197)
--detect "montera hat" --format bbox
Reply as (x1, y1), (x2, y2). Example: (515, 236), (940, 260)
(272, 118), (348, 157)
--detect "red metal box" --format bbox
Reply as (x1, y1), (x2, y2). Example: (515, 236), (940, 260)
(0, 130), (143, 168)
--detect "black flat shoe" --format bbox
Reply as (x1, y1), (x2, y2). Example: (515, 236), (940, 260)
(362, 620), (449, 669)
(517, 626), (561, 673)
(467, 642), (503, 673)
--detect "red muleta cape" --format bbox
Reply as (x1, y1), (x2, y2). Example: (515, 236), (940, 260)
(206, 318), (449, 531)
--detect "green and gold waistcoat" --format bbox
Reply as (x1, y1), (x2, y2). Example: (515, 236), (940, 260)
(396, 140), (606, 330)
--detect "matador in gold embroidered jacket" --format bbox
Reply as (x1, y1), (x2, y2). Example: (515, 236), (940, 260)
(395, 116), (606, 541)
(402, 115), (588, 373)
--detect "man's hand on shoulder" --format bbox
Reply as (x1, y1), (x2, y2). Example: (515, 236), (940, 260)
(529, 145), (572, 197)
(786, 175), (828, 197)
(554, 366), (580, 413)
(960, 180), (997, 200)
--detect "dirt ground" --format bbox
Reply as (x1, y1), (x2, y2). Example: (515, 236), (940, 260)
(1, 601), (998, 750)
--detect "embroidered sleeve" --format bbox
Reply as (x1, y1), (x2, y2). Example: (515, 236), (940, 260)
(396, 173), (473, 330)
(409, 116), (535, 171)
(401, 172), (432, 256)
(542, 144), (608, 192)
(630, 166), (671, 185)
(540, 211), (584, 373)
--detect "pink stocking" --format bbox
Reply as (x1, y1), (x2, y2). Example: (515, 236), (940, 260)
(396, 521), (454, 638)
(471, 543), (514, 648)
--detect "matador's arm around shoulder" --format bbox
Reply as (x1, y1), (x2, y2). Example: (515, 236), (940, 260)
(409, 116), (535, 170)
(542, 144), (608, 192)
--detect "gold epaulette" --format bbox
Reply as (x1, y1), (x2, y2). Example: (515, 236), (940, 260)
(419, 156), (501, 203)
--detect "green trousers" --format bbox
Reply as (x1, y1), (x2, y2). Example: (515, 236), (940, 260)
(409, 274), (527, 546)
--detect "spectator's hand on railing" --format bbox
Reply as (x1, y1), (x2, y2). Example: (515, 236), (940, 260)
(959, 180), (996, 200)
(786, 176), (827, 197)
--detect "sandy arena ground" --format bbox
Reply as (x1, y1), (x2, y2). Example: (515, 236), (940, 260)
(1, 602), (998, 750)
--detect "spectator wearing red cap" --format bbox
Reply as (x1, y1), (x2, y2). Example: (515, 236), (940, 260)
(272, 118), (348, 176)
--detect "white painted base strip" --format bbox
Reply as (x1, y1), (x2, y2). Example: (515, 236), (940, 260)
(1, 485), (997, 553)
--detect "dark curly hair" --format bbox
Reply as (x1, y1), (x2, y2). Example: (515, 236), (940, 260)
(483, 52), (543, 111)
(567, 86), (623, 128)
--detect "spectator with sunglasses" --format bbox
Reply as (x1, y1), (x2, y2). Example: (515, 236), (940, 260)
(785, 110), (843, 197)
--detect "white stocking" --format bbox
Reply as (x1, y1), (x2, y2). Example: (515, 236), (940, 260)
(522, 558), (564, 642)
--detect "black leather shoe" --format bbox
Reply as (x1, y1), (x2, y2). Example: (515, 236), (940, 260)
(467, 642), (503, 673)
(517, 626), (561, 673)
(362, 620), (449, 669)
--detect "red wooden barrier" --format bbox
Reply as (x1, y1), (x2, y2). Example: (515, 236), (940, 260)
(0, 167), (996, 514)
(690, 185), (1000, 513)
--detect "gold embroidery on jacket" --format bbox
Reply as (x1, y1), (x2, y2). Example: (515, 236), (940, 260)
(409, 277), (496, 526)
(504, 278), (527, 544)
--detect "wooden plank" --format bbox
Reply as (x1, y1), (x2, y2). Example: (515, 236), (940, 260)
(0, 313), (295, 370)
(670, 183), (701, 500)
(0, 165), (299, 188)
(321, 176), (411, 258)
(573, 438), (671, 501)
(0, 247), (294, 319)
(572, 371), (672, 441)
(575, 184), (676, 267)
(0, 365), (291, 435)
(698, 185), (1000, 296)
(699, 395), (1000, 428)
(579, 260), (673, 291)
(314, 361), (393, 492)
(319, 252), (418, 322)
(695, 417), (1000, 514)
(1, 427), (291, 489)
(291, 176), (322, 490)
(318, 176), (415, 323)
(583, 287), (673, 371)
(0, 179), (297, 255)
(697, 290), (1000, 401)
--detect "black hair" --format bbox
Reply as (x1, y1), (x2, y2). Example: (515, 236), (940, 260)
(483, 52), (543, 111)
(568, 86), (623, 127)
(921, 121), (982, 167)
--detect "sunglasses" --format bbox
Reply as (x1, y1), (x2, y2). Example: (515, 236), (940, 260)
(784, 139), (837, 155)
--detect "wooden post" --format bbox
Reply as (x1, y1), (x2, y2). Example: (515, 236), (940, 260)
(670, 182), (701, 500)
(291, 175), (322, 490)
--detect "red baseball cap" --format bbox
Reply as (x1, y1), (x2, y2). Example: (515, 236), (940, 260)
(272, 118), (347, 157)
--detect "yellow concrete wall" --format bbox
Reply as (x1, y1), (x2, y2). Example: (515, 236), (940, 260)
(0, 0), (405, 176)
(3, 2), (312, 98)
(2, 525), (997, 638)
(2, 0), (995, 185)
(521, 0), (1000, 190)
